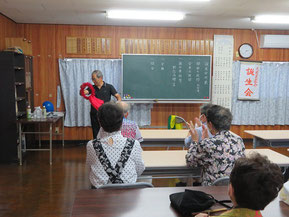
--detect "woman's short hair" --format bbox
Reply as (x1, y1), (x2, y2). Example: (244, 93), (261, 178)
(230, 153), (283, 210)
(200, 103), (213, 116)
(98, 102), (123, 133)
(206, 105), (232, 131)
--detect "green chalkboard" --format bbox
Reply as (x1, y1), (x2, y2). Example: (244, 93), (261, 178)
(122, 54), (211, 101)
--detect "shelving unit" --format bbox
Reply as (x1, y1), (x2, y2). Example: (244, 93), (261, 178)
(0, 51), (33, 163)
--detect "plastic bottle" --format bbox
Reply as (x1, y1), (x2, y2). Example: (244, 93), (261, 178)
(42, 106), (47, 118)
(34, 107), (42, 119)
(27, 105), (31, 119)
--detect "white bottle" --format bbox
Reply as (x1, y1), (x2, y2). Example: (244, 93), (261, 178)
(42, 106), (47, 118)
(27, 105), (31, 119)
(34, 107), (42, 119)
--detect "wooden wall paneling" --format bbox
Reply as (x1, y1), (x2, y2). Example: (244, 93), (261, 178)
(5, 37), (32, 55)
(13, 24), (289, 140)
(0, 14), (17, 51)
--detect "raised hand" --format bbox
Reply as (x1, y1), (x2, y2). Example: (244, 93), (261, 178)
(194, 117), (202, 127)
(201, 124), (209, 140)
(187, 120), (199, 142)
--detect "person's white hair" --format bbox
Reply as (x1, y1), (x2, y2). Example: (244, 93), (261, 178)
(92, 70), (103, 78)
(117, 101), (130, 114)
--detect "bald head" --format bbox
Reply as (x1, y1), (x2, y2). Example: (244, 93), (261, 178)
(117, 101), (130, 118)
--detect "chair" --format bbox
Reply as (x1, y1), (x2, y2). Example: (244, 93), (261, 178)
(212, 176), (230, 186)
(98, 182), (154, 189)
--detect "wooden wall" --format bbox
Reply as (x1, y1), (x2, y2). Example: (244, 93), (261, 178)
(13, 23), (289, 140)
(0, 14), (18, 50)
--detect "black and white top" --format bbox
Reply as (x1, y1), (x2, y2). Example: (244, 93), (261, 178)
(86, 130), (145, 188)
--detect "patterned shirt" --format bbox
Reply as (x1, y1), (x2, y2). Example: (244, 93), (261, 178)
(186, 130), (245, 186)
(219, 208), (262, 217)
(121, 118), (143, 142)
(86, 130), (145, 188)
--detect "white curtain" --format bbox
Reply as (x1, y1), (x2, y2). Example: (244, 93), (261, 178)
(232, 61), (289, 125)
(59, 58), (153, 127)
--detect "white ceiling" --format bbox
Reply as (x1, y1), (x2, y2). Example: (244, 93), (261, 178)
(1, 0), (289, 30)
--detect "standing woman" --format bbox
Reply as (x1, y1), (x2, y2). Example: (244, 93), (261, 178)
(186, 104), (245, 186)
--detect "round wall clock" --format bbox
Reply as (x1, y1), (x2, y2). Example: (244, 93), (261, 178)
(238, 43), (253, 59)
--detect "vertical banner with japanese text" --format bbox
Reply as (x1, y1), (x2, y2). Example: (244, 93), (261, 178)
(238, 62), (261, 100)
(212, 35), (234, 110)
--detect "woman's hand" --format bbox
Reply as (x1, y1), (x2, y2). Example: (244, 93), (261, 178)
(194, 117), (202, 127)
(201, 124), (209, 140)
(187, 120), (199, 142)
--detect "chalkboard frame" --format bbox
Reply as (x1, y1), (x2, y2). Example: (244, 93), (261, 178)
(121, 54), (212, 103)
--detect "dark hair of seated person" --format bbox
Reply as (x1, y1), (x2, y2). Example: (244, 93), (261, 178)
(230, 153), (283, 210)
(97, 102), (124, 133)
(206, 105), (232, 131)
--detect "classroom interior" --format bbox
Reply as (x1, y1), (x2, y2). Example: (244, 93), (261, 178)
(1, 1), (289, 216)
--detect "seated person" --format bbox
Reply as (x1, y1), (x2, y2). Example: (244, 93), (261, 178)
(86, 102), (145, 188)
(98, 101), (143, 142)
(196, 153), (284, 217)
(118, 101), (143, 142)
(184, 104), (213, 147)
(186, 104), (245, 186)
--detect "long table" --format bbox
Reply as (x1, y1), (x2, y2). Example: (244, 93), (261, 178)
(140, 129), (188, 148)
(141, 150), (200, 178)
(141, 149), (289, 178)
(245, 130), (289, 148)
(71, 186), (289, 217)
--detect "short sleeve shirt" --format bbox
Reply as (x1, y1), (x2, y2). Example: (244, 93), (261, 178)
(91, 82), (118, 113)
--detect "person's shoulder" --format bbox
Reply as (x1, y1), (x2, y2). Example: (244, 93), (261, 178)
(104, 82), (114, 88)
(228, 131), (244, 143)
(131, 139), (141, 147)
(219, 208), (261, 217)
(87, 140), (94, 148)
(124, 118), (137, 125)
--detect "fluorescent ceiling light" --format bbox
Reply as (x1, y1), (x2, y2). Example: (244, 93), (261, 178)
(107, 10), (185, 21)
(151, 0), (211, 2)
(252, 15), (289, 24)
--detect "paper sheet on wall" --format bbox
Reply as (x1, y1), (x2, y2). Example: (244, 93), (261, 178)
(57, 85), (61, 109)
(238, 62), (261, 100)
(212, 35), (234, 110)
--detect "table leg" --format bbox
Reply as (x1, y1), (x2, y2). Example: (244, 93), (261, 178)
(62, 116), (64, 147)
(19, 123), (22, 166)
(253, 137), (257, 149)
(49, 123), (52, 165)
(39, 124), (41, 147)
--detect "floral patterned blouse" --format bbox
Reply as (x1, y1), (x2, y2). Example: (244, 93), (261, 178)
(185, 130), (245, 186)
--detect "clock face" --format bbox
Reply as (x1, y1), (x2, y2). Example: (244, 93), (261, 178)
(239, 43), (253, 59)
